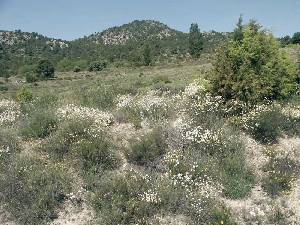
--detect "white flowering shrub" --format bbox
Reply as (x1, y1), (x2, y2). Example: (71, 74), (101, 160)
(57, 104), (113, 128)
(0, 99), (21, 126)
(116, 91), (172, 128)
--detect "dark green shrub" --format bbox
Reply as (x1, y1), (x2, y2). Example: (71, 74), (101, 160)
(0, 84), (8, 91)
(20, 111), (58, 139)
(35, 59), (55, 79)
(25, 73), (38, 83)
(73, 66), (81, 72)
(221, 155), (255, 199)
(0, 155), (71, 225)
(92, 170), (159, 225)
(74, 135), (120, 173)
(88, 61), (107, 72)
(263, 156), (300, 196)
(125, 127), (167, 166)
(245, 106), (286, 144)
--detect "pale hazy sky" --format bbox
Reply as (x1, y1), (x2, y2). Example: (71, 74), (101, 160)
(0, 0), (299, 40)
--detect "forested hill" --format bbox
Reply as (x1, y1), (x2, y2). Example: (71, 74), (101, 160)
(0, 20), (230, 76)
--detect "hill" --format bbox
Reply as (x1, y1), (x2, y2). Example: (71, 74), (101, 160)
(0, 20), (230, 76)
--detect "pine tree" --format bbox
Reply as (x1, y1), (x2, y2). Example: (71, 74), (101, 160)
(233, 15), (244, 41)
(143, 44), (152, 66)
(188, 23), (203, 58)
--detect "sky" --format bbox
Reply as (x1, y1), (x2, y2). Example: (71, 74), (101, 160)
(0, 0), (299, 40)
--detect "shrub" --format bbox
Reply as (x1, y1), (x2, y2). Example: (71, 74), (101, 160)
(211, 21), (299, 104)
(20, 110), (58, 139)
(16, 87), (33, 102)
(73, 66), (81, 72)
(125, 127), (167, 166)
(263, 155), (300, 196)
(18, 64), (36, 77)
(35, 59), (55, 79)
(25, 73), (38, 83)
(152, 75), (171, 84)
(92, 170), (159, 225)
(221, 155), (255, 199)
(0, 129), (20, 168)
(244, 105), (286, 144)
(0, 155), (71, 225)
(88, 61), (107, 72)
(0, 84), (8, 91)
(74, 134), (120, 174)
(79, 84), (115, 110)
(40, 120), (92, 159)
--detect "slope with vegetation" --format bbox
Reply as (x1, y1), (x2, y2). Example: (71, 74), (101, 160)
(0, 18), (300, 225)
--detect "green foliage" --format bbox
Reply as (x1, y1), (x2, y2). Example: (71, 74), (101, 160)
(233, 15), (244, 42)
(143, 44), (152, 66)
(20, 110), (58, 139)
(263, 154), (300, 196)
(0, 155), (71, 225)
(92, 170), (159, 225)
(74, 134), (120, 174)
(88, 60), (107, 72)
(78, 84), (115, 110)
(18, 64), (36, 77)
(25, 73), (38, 83)
(125, 127), (167, 166)
(41, 120), (92, 158)
(279, 35), (292, 46)
(16, 87), (33, 102)
(57, 58), (88, 72)
(212, 21), (299, 103)
(221, 155), (255, 199)
(35, 59), (55, 79)
(292, 32), (300, 44)
(0, 83), (8, 91)
(189, 23), (204, 58)
(245, 106), (286, 144)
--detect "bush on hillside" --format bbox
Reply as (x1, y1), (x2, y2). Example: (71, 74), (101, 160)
(16, 87), (33, 102)
(211, 21), (299, 104)
(35, 59), (55, 79)
(125, 127), (167, 166)
(88, 60), (107, 72)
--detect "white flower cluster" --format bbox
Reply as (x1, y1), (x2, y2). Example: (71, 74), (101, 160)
(0, 145), (10, 155)
(56, 104), (113, 127)
(165, 160), (222, 215)
(116, 94), (135, 108)
(282, 104), (300, 119)
(0, 99), (20, 125)
(140, 189), (161, 203)
(183, 81), (206, 97)
(185, 126), (223, 145)
(137, 90), (169, 113)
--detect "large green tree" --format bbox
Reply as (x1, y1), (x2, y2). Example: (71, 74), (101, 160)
(188, 23), (203, 58)
(35, 59), (55, 79)
(292, 32), (300, 44)
(211, 21), (299, 103)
